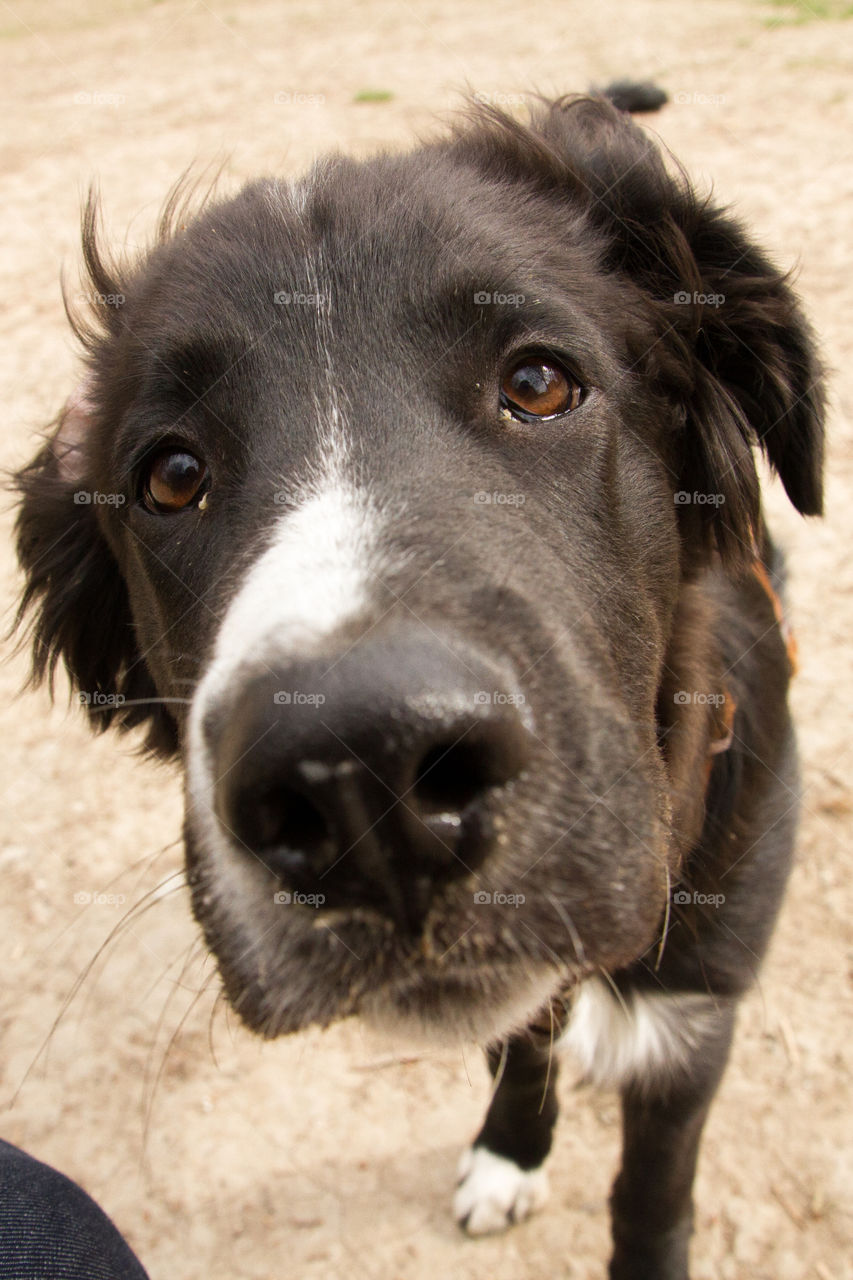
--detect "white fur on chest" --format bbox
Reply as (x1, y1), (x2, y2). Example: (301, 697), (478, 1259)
(559, 976), (720, 1090)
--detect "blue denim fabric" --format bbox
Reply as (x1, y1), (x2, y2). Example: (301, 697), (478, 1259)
(0, 1139), (149, 1278)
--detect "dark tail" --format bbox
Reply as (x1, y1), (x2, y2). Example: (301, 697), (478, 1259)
(598, 79), (668, 113)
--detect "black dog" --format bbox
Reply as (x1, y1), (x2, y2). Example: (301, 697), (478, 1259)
(15, 86), (824, 1278)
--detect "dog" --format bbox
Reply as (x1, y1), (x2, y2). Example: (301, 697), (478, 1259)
(14, 84), (824, 1278)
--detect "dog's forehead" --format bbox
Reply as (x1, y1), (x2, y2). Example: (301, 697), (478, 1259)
(170, 149), (596, 328)
(267, 148), (538, 266)
(142, 158), (613, 414)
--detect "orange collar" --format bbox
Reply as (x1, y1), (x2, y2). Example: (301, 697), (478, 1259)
(751, 558), (798, 676)
(707, 558), (797, 770)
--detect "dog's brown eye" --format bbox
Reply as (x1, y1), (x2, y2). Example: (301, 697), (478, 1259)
(501, 358), (582, 420)
(144, 449), (207, 512)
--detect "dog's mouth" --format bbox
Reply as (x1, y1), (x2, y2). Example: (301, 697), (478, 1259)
(185, 732), (670, 1042)
(185, 804), (648, 1045)
(208, 895), (581, 1044)
(358, 954), (582, 1046)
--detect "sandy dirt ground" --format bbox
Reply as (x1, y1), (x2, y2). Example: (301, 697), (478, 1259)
(1, 1), (851, 1277)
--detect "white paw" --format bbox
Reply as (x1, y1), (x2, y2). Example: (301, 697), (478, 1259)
(453, 1145), (550, 1236)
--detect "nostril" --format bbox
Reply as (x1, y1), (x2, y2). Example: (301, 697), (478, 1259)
(413, 734), (521, 816)
(414, 741), (486, 814)
(236, 784), (330, 865)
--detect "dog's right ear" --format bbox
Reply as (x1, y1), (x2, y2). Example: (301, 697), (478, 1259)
(13, 384), (178, 756)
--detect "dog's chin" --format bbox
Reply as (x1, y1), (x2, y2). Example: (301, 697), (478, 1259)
(214, 929), (576, 1046)
(357, 962), (574, 1047)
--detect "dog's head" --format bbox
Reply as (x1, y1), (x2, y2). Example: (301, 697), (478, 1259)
(15, 96), (823, 1043)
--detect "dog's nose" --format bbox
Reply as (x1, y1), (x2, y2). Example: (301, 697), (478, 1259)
(209, 630), (532, 932)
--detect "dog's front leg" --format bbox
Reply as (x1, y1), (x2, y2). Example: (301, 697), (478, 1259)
(453, 1032), (559, 1235)
(608, 1003), (736, 1280)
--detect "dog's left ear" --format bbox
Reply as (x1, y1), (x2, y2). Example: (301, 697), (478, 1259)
(12, 383), (179, 756)
(544, 96), (825, 564)
(455, 95), (825, 566)
(657, 196), (825, 566)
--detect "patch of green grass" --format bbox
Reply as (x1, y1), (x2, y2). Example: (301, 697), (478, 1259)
(353, 89), (394, 104)
(786, 54), (853, 67)
(761, 0), (853, 24)
(1, 0), (164, 39)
